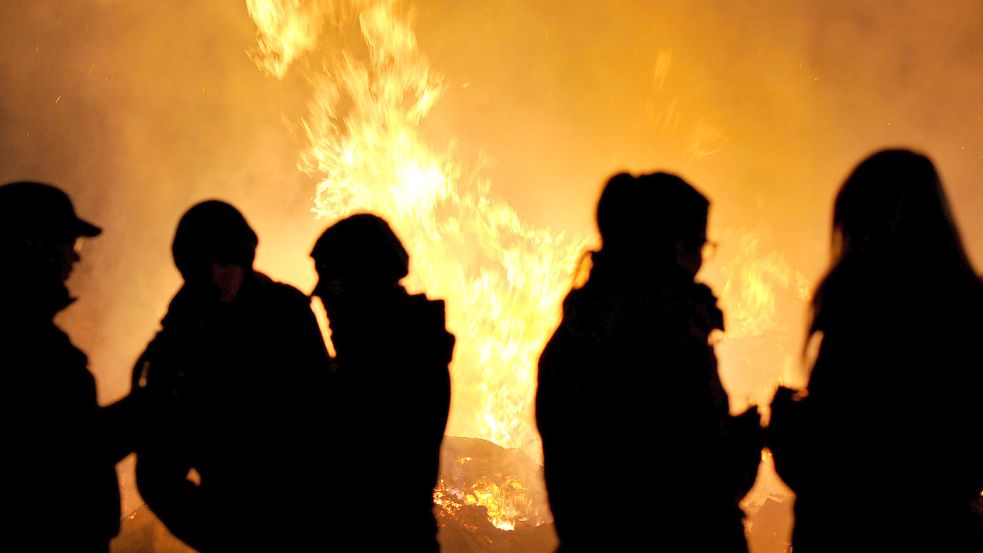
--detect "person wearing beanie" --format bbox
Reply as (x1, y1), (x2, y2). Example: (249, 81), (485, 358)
(310, 213), (454, 553)
(133, 200), (332, 552)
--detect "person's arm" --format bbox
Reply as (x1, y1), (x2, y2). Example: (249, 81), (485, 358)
(99, 339), (172, 464)
(767, 385), (816, 493)
(135, 445), (212, 551)
(99, 392), (146, 463)
(131, 333), (214, 552)
(280, 289), (333, 393)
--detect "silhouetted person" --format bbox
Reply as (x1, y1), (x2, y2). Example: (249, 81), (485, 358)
(537, 172), (760, 553)
(310, 213), (453, 553)
(133, 200), (331, 552)
(0, 181), (141, 552)
(768, 149), (983, 552)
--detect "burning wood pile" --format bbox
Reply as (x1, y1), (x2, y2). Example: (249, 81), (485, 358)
(113, 436), (556, 553)
(435, 437), (556, 553)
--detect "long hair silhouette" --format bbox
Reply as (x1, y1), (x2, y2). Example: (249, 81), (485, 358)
(810, 148), (977, 336)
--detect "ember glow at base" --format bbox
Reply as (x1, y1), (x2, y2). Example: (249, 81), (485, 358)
(1, 1), (980, 552)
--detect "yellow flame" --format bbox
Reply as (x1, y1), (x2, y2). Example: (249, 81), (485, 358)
(247, 0), (369, 79)
(296, 1), (585, 455)
(247, 0), (324, 79)
(249, 0), (583, 530)
(718, 229), (810, 339)
(248, 0), (809, 532)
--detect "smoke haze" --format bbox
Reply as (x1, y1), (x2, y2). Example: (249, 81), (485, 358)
(2, 0), (981, 549)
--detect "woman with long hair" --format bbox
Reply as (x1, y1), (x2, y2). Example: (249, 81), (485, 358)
(769, 149), (983, 552)
(537, 172), (760, 553)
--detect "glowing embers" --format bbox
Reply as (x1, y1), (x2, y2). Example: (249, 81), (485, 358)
(435, 437), (556, 552)
(436, 465), (530, 531)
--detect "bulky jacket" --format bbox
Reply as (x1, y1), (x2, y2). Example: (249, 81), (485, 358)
(2, 282), (135, 552)
(326, 287), (454, 553)
(134, 272), (331, 552)
(769, 277), (983, 553)
(537, 270), (759, 553)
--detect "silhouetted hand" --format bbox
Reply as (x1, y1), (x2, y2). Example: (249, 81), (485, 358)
(128, 353), (181, 429)
(766, 386), (810, 491)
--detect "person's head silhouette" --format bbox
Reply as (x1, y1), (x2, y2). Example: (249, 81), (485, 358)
(831, 149), (970, 272)
(309, 213), (409, 311)
(812, 148), (976, 332)
(0, 181), (102, 309)
(594, 171), (710, 280)
(172, 200), (258, 303)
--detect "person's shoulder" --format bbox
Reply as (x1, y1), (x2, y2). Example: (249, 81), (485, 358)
(405, 293), (448, 327)
(3, 320), (87, 383)
(559, 283), (615, 322)
(686, 282), (724, 333)
(560, 286), (591, 314)
(392, 294), (454, 370)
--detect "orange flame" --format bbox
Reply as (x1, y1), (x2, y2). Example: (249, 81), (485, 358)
(247, 0), (810, 532)
(718, 229), (810, 340)
(249, 0), (583, 530)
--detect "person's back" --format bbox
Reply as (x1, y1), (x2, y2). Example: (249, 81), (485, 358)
(536, 173), (758, 553)
(773, 277), (983, 552)
(330, 290), (452, 547)
(310, 213), (453, 552)
(135, 201), (331, 551)
(769, 150), (983, 552)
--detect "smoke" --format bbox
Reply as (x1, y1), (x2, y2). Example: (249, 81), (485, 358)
(0, 0), (323, 518)
(414, 0), (983, 264)
(411, 0), (983, 396)
(2, 0), (981, 550)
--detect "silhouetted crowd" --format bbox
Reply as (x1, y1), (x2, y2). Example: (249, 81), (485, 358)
(1, 148), (980, 553)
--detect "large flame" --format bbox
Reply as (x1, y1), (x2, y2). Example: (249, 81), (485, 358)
(247, 0), (808, 533)
(249, 0), (583, 531)
(718, 229), (811, 341)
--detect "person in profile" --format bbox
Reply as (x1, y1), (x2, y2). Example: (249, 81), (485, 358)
(0, 181), (141, 552)
(768, 149), (983, 552)
(310, 213), (453, 552)
(133, 200), (331, 551)
(536, 172), (761, 553)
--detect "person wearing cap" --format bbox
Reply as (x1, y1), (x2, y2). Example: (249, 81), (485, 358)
(0, 181), (140, 552)
(132, 200), (331, 552)
(536, 172), (761, 553)
(310, 213), (454, 553)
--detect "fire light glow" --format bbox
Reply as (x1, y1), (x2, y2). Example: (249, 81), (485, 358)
(249, 0), (584, 531)
(246, 0), (806, 533)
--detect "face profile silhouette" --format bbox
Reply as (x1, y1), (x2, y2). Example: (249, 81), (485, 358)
(592, 171), (711, 281)
(309, 213), (409, 310)
(171, 200), (259, 303)
(0, 181), (102, 306)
